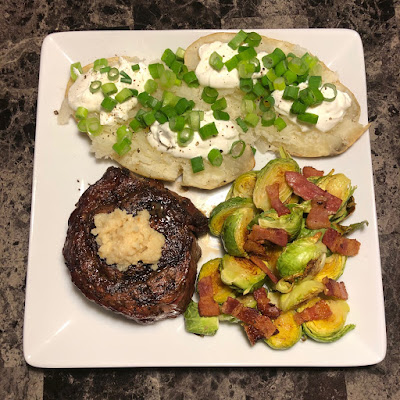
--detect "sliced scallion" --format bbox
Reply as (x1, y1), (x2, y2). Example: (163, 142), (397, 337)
(282, 85), (299, 101)
(175, 47), (186, 61)
(137, 91), (150, 106)
(177, 128), (194, 147)
(253, 81), (268, 97)
(283, 70), (297, 84)
(208, 148), (223, 167)
(239, 78), (253, 93)
(261, 110), (276, 126)
(161, 48), (176, 68)
(209, 51), (224, 71)
(230, 140), (246, 158)
(244, 32), (262, 47)
(120, 71), (132, 84)
(274, 59), (288, 77)
(211, 97), (227, 111)
(144, 79), (158, 94)
(162, 91), (180, 107)
(190, 156), (204, 173)
(235, 117), (248, 133)
(115, 88), (134, 103)
(101, 97), (118, 112)
(129, 118), (143, 132)
(112, 137), (131, 156)
(149, 63), (165, 79)
(199, 122), (218, 140)
(297, 112), (319, 124)
(89, 80), (102, 93)
(288, 57), (308, 75)
(273, 77), (286, 91)
(321, 83), (337, 102)
(225, 55), (239, 71)
(142, 111), (156, 126)
(244, 112), (259, 127)
(100, 66), (111, 73)
(188, 111), (201, 131)
(170, 60), (184, 75)
(308, 75), (322, 88)
(182, 71), (199, 87)
(160, 105), (177, 120)
(238, 60), (255, 78)
(86, 117), (103, 136)
(290, 100), (307, 115)
(70, 62), (83, 81)
(175, 98), (193, 115)
(274, 117), (287, 131)
(201, 86), (218, 104)
(169, 116), (185, 132)
(241, 99), (256, 114)
(107, 67), (119, 81)
(101, 82), (118, 96)
(154, 110), (168, 124)
(228, 30), (247, 50)
(93, 58), (108, 72)
(237, 46), (257, 62)
(75, 106), (88, 120)
(131, 64), (140, 72)
(213, 110), (230, 121)
(159, 70), (176, 89)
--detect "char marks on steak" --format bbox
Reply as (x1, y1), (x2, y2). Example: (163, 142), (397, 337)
(63, 167), (208, 324)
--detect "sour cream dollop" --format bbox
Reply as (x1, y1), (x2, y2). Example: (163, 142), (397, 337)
(67, 57), (152, 126)
(196, 41), (268, 89)
(147, 110), (240, 159)
(272, 83), (352, 132)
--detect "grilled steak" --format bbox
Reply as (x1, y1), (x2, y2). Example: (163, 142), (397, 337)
(63, 167), (208, 324)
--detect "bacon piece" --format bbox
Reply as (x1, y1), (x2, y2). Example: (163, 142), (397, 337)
(266, 183), (290, 216)
(294, 300), (332, 325)
(198, 276), (220, 317)
(253, 287), (281, 319)
(322, 227), (360, 256)
(244, 239), (268, 257)
(248, 224), (289, 247)
(243, 324), (265, 346)
(306, 197), (331, 229)
(285, 171), (342, 213)
(303, 166), (324, 178)
(249, 256), (279, 284)
(221, 297), (278, 339)
(322, 277), (349, 300)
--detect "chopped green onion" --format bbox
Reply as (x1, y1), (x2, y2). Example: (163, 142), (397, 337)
(262, 49), (285, 69)
(144, 79), (158, 94)
(100, 66), (111, 73)
(149, 63), (165, 79)
(296, 72), (309, 83)
(130, 89), (139, 97)
(162, 91), (180, 107)
(177, 64), (188, 80)
(238, 45), (249, 53)
(238, 60), (256, 78)
(261, 75), (274, 91)
(288, 57), (308, 75)
(235, 117), (248, 133)
(89, 80), (102, 93)
(253, 81), (268, 97)
(131, 64), (140, 72)
(137, 91), (150, 106)
(169, 116), (185, 132)
(135, 109), (147, 125)
(274, 117), (287, 131)
(261, 110), (276, 126)
(273, 77), (286, 91)
(75, 106), (88, 120)
(239, 78), (253, 93)
(290, 100), (307, 114)
(230, 140), (246, 158)
(241, 99), (256, 114)
(213, 110), (230, 120)
(244, 32), (262, 47)
(70, 62), (83, 81)
(225, 55), (239, 71)
(283, 85), (299, 101)
(302, 53), (318, 69)
(101, 82), (118, 96)
(250, 57), (261, 73)
(321, 83), (337, 102)
(310, 87), (324, 104)
(142, 111), (156, 126)
(77, 119), (88, 132)
(154, 110), (168, 124)
(175, 98), (193, 115)
(187, 111), (202, 131)
(147, 95), (162, 110)
(119, 71), (132, 84)
(209, 52), (224, 71)
(170, 60), (184, 75)
(160, 105), (177, 120)
(129, 118), (143, 132)
(283, 70), (297, 84)
(161, 48), (176, 67)
(308, 75), (322, 88)
(211, 97), (227, 111)
(175, 47), (186, 61)
(101, 96), (117, 112)
(177, 128), (194, 147)
(244, 112), (259, 127)
(159, 70), (176, 89)
(112, 137), (131, 156)
(93, 58), (108, 72)
(116, 125), (132, 142)
(259, 96), (274, 112)
(199, 122), (218, 140)
(115, 88), (134, 103)
(85, 117), (103, 136)
(274, 59), (288, 77)
(237, 47), (257, 62)
(190, 156), (204, 173)
(297, 112), (319, 124)
(107, 67), (119, 81)
(201, 86), (219, 104)
(208, 148), (223, 167)
(266, 69), (278, 83)
(183, 71), (199, 87)
(228, 30), (248, 50)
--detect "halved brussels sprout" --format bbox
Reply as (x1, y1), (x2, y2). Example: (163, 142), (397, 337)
(277, 234), (327, 279)
(265, 311), (302, 350)
(253, 148), (300, 211)
(220, 254), (266, 295)
(302, 300), (355, 342)
(226, 171), (258, 200)
(209, 197), (255, 236)
(314, 253), (347, 282)
(254, 205), (304, 240)
(280, 280), (325, 312)
(184, 301), (219, 336)
(221, 207), (256, 257)
(197, 258), (236, 303)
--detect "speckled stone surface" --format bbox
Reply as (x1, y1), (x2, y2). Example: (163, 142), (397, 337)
(0, 0), (399, 399)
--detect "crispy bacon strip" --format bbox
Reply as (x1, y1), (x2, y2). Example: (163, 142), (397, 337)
(322, 227), (360, 256)
(306, 197), (331, 229)
(244, 239), (268, 257)
(249, 256), (279, 284)
(285, 171), (342, 213)
(253, 287), (281, 319)
(248, 225), (289, 247)
(322, 277), (349, 300)
(294, 300), (332, 325)
(198, 276), (220, 317)
(222, 297), (278, 339)
(243, 324), (265, 346)
(303, 166), (324, 178)
(266, 183), (290, 216)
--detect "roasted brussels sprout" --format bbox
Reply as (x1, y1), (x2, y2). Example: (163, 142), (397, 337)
(220, 254), (266, 295)
(197, 258), (236, 304)
(254, 205), (304, 240)
(236, 293), (257, 308)
(280, 280), (325, 312)
(209, 197), (255, 236)
(265, 311), (303, 350)
(221, 207), (256, 257)
(184, 301), (219, 336)
(226, 171), (258, 200)
(301, 299), (355, 342)
(314, 253), (347, 282)
(253, 148), (300, 211)
(277, 234), (327, 280)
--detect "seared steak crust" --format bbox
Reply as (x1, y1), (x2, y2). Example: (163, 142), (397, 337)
(63, 167), (208, 324)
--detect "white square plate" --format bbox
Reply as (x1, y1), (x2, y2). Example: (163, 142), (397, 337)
(24, 29), (386, 367)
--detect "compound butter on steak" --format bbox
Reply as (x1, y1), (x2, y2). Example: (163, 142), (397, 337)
(63, 167), (208, 324)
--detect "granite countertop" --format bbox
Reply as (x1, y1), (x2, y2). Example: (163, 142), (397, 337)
(0, 0), (399, 399)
